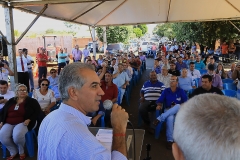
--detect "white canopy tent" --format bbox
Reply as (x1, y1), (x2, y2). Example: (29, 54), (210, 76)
(0, 0), (240, 89)
(1, 0), (240, 26)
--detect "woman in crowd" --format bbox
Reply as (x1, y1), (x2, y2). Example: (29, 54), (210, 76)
(216, 63), (227, 79)
(0, 84), (41, 160)
(32, 79), (56, 115)
(203, 55), (210, 67)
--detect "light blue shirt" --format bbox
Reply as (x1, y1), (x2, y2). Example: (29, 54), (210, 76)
(113, 71), (130, 88)
(58, 53), (67, 63)
(48, 76), (59, 87)
(38, 103), (126, 160)
(178, 76), (194, 91)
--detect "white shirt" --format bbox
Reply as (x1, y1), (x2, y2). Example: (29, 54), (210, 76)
(0, 68), (9, 81)
(16, 56), (28, 72)
(0, 91), (15, 109)
(187, 69), (201, 80)
(65, 52), (70, 61)
(157, 73), (172, 88)
(32, 89), (56, 110)
(26, 55), (34, 69)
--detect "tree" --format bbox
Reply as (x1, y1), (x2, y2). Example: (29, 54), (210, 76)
(14, 30), (21, 37)
(154, 21), (240, 48)
(137, 24), (148, 35)
(133, 28), (143, 38)
(45, 29), (55, 34)
(96, 26), (129, 43)
(63, 22), (81, 36)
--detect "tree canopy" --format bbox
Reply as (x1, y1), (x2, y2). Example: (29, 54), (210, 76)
(96, 26), (130, 44)
(133, 28), (143, 38)
(154, 21), (240, 48)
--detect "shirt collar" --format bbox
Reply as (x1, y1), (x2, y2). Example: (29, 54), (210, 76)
(59, 103), (91, 126)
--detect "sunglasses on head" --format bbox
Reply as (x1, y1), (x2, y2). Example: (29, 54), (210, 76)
(41, 83), (49, 86)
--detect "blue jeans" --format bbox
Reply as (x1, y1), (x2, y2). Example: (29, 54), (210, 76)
(58, 62), (66, 75)
(165, 108), (175, 142)
(152, 50), (156, 58)
(28, 69), (34, 90)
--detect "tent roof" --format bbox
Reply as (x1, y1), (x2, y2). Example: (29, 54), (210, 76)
(1, 0), (240, 26)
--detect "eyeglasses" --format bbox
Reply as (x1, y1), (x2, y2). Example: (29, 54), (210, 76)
(41, 83), (49, 86)
(18, 90), (27, 93)
(51, 71), (56, 74)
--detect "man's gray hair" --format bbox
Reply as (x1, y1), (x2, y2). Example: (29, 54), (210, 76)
(58, 63), (94, 100)
(174, 94), (240, 160)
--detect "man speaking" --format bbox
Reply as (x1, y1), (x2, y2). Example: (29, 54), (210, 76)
(38, 63), (128, 160)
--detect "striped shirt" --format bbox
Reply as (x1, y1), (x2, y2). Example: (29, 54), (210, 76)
(140, 80), (165, 101)
(38, 103), (126, 160)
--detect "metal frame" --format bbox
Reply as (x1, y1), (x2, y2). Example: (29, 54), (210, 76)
(15, 4), (48, 44)
(166, 0), (172, 22)
(72, 1), (105, 21)
(229, 21), (240, 32)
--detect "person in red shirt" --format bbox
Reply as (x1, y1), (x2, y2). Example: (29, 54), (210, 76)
(36, 47), (48, 83)
(90, 68), (118, 126)
(221, 42), (229, 63)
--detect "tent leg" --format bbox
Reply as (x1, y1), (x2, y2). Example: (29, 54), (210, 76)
(103, 26), (107, 54)
(229, 21), (240, 33)
(4, 5), (17, 91)
(92, 27), (96, 57)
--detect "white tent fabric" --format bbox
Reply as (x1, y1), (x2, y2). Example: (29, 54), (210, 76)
(1, 0), (240, 26)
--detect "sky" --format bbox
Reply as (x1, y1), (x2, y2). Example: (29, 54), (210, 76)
(0, 8), (156, 35)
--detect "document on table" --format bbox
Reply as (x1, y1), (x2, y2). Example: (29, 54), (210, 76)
(96, 129), (113, 151)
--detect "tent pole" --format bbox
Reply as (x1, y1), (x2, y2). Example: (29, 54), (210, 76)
(92, 27), (96, 57)
(15, 4), (48, 45)
(103, 26), (107, 53)
(225, 0), (240, 13)
(3, 5), (17, 91)
(229, 21), (240, 33)
(72, 1), (105, 21)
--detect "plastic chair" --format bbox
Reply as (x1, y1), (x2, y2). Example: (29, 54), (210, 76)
(2, 129), (36, 158)
(222, 79), (234, 84)
(117, 88), (121, 105)
(194, 78), (200, 88)
(222, 89), (237, 98)
(187, 88), (195, 98)
(199, 69), (207, 75)
(28, 92), (33, 97)
(100, 115), (105, 127)
(223, 83), (237, 91)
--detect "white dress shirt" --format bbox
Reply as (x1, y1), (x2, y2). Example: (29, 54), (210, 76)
(187, 69), (201, 80)
(0, 68), (9, 82)
(157, 73), (172, 88)
(16, 56), (28, 72)
(0, 91), (14, 109)
(26, 55), (34, 69)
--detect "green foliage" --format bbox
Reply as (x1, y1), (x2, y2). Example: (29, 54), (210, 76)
(96, 26), (129, 44)
(63, 22), (81, 36)
(137, 24), (148, 35)
(133, 28), (143, 38)
(14, 30), (21, 37)
(153, 23), (175, 40)
(154, 21), (240, 48)
(45, 29), (55, 34)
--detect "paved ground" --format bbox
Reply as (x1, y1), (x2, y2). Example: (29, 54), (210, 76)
(0, 58), (174, 160)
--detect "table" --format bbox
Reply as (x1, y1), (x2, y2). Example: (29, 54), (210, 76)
(89, 127), (145, 160)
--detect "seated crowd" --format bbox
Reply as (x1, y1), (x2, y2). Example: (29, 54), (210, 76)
(141, 46), (240, 150)
(1, 42), (240, 159)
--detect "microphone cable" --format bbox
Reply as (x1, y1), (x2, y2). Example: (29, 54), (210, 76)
(127, 120), (136, 160)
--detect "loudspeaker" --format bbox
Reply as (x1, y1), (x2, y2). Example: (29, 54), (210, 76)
(0, 36), (8, 56)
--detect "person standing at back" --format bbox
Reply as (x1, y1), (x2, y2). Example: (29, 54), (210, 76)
(83, 45), (90, 63)
(234, 40), (240, 60)
(16, 49), (30, 92)
(36, 47), (48, 83)
(23, 48), (34, 92)
(72, 45), (82, 62)
(57, 48), (67, 75)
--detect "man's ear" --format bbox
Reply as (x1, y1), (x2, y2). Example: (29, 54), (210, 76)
(172, 142), (185, 160)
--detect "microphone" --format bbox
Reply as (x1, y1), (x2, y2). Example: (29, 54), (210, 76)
(103, 100), (113, 110)
(103, 100), (130, 123)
